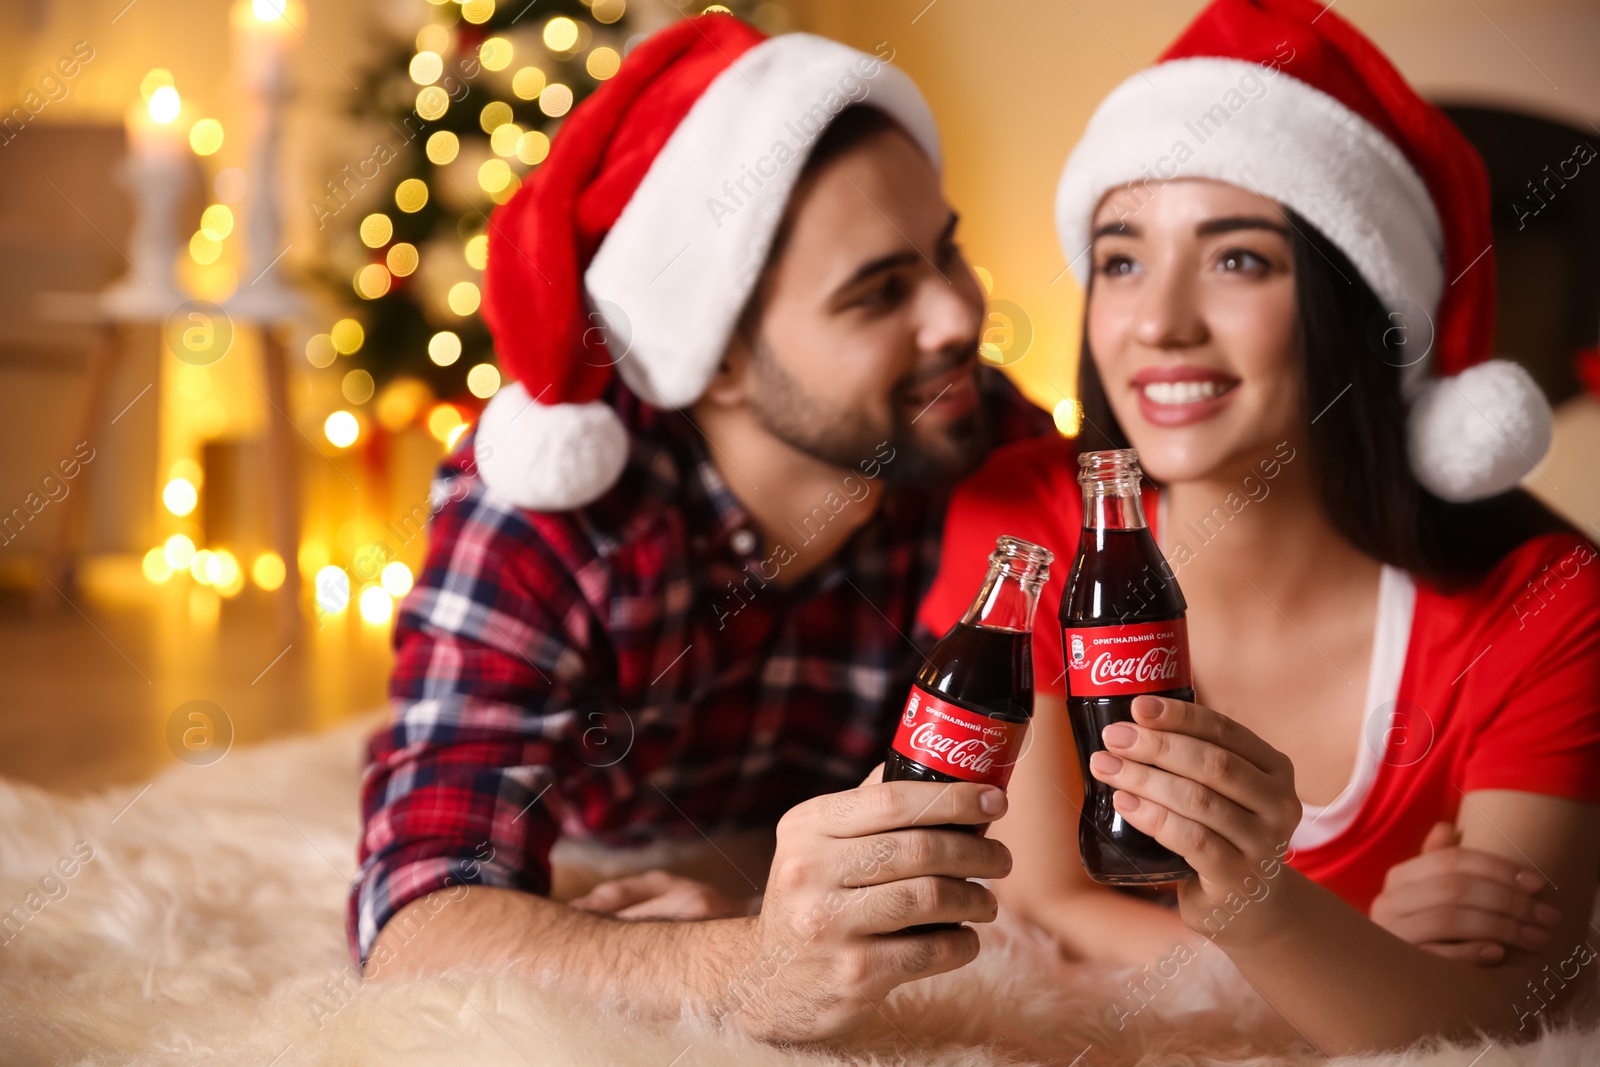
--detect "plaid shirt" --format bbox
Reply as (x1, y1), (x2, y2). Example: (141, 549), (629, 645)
(350, 371), (1051, 962)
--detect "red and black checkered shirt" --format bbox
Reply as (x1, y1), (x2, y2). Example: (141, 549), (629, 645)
(350, 373), (1051, 962)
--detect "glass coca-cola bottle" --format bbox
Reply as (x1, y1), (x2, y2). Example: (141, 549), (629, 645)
(1061, 449), (1196, 885)
(885, 535), (1053, 810)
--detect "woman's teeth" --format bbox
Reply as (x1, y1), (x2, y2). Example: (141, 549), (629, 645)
(1140, 379), (1231, 405)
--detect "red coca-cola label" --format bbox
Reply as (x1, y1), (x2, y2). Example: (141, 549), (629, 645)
(1063, 619), (1191, 697)
(889, 686), (1028, 787)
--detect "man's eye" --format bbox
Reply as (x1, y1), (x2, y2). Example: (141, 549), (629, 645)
(1218, 248), (1269, 274)
(937, 238), (961, 265)
(1098, 254), (1138, 277)
(858, 275), (909, 308)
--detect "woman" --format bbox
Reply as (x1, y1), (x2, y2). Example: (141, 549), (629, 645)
(918, 0), (1600, 1053)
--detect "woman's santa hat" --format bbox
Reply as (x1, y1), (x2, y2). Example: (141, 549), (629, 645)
(1055, 0), (1553, 503)
(475, 16), (939, 510)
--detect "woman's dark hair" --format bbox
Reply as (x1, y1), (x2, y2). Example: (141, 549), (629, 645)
(1075, 211), (1571, 586)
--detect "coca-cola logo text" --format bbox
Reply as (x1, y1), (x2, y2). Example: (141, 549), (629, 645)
(906, 721), (1005, 776)
(1088, 644), (1182, 687)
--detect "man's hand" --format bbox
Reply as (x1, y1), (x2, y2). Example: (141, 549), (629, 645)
(1368, 821), (1557, 964)
(570, 871), (753, 920)
(725, 776), (1012, 1041)
(1085, 694), (1302, 939)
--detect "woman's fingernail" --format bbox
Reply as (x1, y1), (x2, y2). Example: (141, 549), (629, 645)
(979, 787), (1006, 815)
(1090, 751), (1123, 776)
(1479, 944), (1504, 961)
(1132, 696), (1163, 719)
(1112, 790), (1140, 812)
(1534, 903), (1561, 925)
(1516, 870), (1546, 891)
(1521, 924), (1551, 945)
(1103, 723), (1137, 748)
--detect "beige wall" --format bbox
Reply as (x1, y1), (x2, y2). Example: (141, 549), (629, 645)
(798, 0), (1600, 411)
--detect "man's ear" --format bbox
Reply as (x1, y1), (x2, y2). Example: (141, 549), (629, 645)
(699, 327), (755, 407)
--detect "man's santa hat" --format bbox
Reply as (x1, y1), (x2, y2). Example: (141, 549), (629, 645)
(475, 16), (939, 510)
(1055, 0), (1552, 503)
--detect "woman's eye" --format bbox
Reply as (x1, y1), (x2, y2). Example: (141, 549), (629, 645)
(1098, 254), (1139, 277)
(1218, 248), (1269, 274)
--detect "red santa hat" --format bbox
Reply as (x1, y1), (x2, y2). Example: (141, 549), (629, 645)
(475, 15), (940, 510)
(1054, 0), (1553, 503)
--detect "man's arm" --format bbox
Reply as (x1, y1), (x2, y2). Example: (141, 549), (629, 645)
(367, 779), (1014, 1043)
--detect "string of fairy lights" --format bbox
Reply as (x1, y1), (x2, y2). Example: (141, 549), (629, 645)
(305, 0), (644, 460)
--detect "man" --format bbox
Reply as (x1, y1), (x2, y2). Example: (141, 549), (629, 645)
(351, 15), (1051, 1042)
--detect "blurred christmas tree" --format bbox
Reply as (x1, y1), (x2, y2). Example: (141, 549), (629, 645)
(308, 0), (785, 444)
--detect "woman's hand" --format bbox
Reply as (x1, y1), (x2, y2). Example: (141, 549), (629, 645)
(568, 870), (752, 920)
(1086, 694), (1302, 939)
(1368, 821), (1558, 964)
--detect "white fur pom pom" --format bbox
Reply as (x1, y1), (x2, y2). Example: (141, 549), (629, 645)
(473, 381), (630, 511)
(1407, 360), (1553, 503)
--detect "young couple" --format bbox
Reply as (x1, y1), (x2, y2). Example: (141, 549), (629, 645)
(350, 0), (1600, 1054)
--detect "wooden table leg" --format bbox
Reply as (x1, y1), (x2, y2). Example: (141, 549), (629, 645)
(34, 322), (121, 613)
(260, 324), (303, 644)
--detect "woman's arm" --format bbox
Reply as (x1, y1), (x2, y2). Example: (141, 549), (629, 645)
(994, 693), (1199, 965)
(1095, 695), (1600, 1054)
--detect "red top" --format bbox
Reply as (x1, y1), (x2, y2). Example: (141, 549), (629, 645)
(918, 434), (1600, 912)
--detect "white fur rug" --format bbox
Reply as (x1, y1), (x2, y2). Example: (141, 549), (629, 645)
(0, 717), (1595, 1067)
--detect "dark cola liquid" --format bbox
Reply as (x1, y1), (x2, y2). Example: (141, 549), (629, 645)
(884, 623), (1032, 933)
(884, 622), (1033, 798)
(1062, 528), (1196, 885)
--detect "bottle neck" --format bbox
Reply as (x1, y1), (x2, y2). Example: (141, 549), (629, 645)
(961, 538), (1052, 632)
(1084, 484), (1149, 531)
(1079, 449), (1149, 532)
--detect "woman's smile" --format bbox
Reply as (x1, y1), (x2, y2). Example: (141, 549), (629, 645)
(1130, 363), (1242, 428)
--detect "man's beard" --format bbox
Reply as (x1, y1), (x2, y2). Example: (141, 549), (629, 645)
(745, 338), (994, 488)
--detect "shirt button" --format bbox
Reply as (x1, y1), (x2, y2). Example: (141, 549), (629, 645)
(729, 528), (757, 556)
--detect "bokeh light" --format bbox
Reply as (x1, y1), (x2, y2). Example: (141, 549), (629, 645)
(461, 0), (495, 24)
(386, 242), (419, 277)
(489, 123), (522, 157)
(477, 158), (512, 193)
(425, 130), (459, 165)
(592, 0), (625, 22)
(359, 213), (393, 248)
(415, 86), (449, 121)
(201, 204), (234, 240)
(142, 547), (173, 584)
(189, 231), (223, 265)
(306, 334), (337, 368)
(148, 85), (181, 124)
(381, 561), (414, 598)
(543, 17), (579, 51)
(410, 51), (443, 85)
(465, 234), (488, 270)
(512, 67), (546, 100)
(586, 47), (621, 80)
(466, 363), (501, 399)
(139, 69), (174, 102)
(252, 551), (286, 591)
(539, 84), (573, 118)
(342, 369), (376, 405)
(395, 178), (429, 213)
(447, 281), (481, 316)
(163, 477), (198, 517)
(315, 566), (350, 615)
(517, 130), (550, 166)
(164, 534), (197, 570)
(330, 318), (365, 354)
(428, 331), (461, 366)
(479, 101), (513, 134)
(189, 118), (224, 155)
(358, 584), (394, 625)
(1053, 398), (1083, 437)
(480, 37), (513, 71)
(426, 403), (464, 442)
(355, 263), (392, 299)
(324, 410), (360, 448)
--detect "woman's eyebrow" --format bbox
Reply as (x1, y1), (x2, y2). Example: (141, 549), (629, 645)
(1194, 215), (1290, 238)
(1091, 219), (1138, 241)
